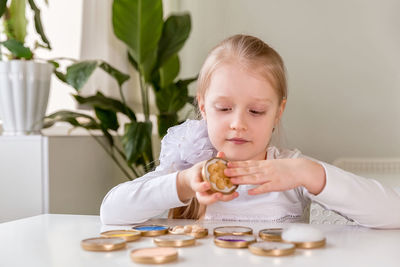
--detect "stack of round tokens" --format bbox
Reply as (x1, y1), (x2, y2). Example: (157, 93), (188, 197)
(132, 224), (169, 237)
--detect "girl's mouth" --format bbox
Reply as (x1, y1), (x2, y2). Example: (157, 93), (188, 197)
(227, 138), (249, 145)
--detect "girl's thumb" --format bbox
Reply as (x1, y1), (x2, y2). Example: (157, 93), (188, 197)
(216, 151), (226, 158)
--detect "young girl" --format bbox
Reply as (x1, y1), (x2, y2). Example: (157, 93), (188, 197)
(100, 34), (400, 228)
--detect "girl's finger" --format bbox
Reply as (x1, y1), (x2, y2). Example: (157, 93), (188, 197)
(216, 151), (226, 158)
(227, 160), (259, 168)
(192, 181), (211, 193)
(196, 191), (221, 205)
(230, 175), (268, 185)
(224, 166), (261, 177)
(218, 191), (239, 202)
(248, 182), (273, 195)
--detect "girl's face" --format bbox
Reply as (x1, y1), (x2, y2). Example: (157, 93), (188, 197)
(198, 63), (286, 161)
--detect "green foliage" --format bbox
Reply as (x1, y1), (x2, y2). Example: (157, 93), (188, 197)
(43, 0), (198, 180)
(0, 0), (50, 59)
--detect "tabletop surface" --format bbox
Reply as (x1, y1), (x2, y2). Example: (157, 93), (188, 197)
(1, 214), (399, 267)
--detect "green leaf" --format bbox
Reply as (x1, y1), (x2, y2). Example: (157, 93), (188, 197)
(2, 39), (33, 59)
(122, 121), (153, 164)
(155, 83), (187, 113)
(157, 113), (178, 138)
(7, 0), (27, 43)
(159, 54), (179, 88)
(43, 110), (100, 130)
(157, 14), (191, 68)
(27, 0), (51, 49)
(95, 107), (119, 131)
(73, 92), (136, 121)
(66, 60), (98, 91)
(112, 0), (163, 80)
(0, 0), (8, 18)
(176, 77), (197, 104)
(99, 61), (130, 87)
(65, 60), (130, 92)
(127, 50), (139, 71)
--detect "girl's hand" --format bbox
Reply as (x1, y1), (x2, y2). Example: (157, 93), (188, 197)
(177, 152), (239, 205)
(225, 158), (326, 195)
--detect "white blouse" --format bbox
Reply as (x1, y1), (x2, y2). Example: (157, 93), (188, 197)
(100, 120), (400, 228)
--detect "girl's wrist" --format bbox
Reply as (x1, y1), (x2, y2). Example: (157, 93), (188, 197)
(177, 170), (195, 202)
(301, 160), (326, 195)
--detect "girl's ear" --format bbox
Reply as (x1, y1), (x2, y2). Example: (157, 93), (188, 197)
(197, 95), (207, 120)
(275, 99), (287, 125)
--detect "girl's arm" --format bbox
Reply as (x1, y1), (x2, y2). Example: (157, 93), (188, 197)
(306, 162), (400, 229)
(100, 169), (188, 225)
(227, 158), (400, 229)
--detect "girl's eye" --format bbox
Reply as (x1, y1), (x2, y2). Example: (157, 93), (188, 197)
(249, 110), (265, 115)
(216, 107), (232, 112)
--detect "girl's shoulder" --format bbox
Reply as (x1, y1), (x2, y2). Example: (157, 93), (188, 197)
(159, 120), (216, 171)
(267, 146), (302, 160)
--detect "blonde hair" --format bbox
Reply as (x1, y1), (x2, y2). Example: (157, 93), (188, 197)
(169, 34), (288, 220)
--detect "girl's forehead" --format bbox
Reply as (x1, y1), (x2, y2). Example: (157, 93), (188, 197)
(205, 64), (279, 102)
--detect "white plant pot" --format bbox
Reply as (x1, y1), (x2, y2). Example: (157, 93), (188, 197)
(0, 60), (53, 135)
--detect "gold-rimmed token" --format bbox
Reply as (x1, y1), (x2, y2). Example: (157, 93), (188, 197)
(202, 157), (238, 194)
(290, 238), (326, 249)
(132, 225), (169, 237)
(248, 241), (295, 257)
(214, 235), (256, 248)
(130, 247), (178, 264)
(100, 230), (141, 242)
(281, 226), (326, 249)
(154, 234), (196, 247)
(213, 226), (253, 236)
(259, 228), (283, 242)
(81, 237), (126, 251)
(169, 225), (208, 239)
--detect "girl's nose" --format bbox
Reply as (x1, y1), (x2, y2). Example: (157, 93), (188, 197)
(230, 112), (247, 131)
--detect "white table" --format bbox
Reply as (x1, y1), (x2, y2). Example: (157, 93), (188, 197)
(1, 214), (399, 267)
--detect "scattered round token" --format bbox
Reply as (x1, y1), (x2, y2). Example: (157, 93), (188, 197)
(81, 237), (126, 251)
(248, 241), (295, 256)
(259, 228), (283, 242)
(130, 247), (178, 264)
(154, 234), (196, 247)
(169, 225), (208, 238)
(202, 157), (237, 194)
(281, 225), (326, 249)
(132, 225), (169, 237)
(213, 226), (253, 236)
(100, 229), (141, 242)
(214, 235), (256, 248)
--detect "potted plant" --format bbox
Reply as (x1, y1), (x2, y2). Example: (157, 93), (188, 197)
(43, 0), (197, 180)
(0, 0), (54, 135)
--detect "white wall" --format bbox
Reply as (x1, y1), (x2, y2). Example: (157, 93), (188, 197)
(178, 0), (400, 163)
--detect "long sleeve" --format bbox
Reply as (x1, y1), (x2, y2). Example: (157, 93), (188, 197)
(100, 119), (216, 225)
(100, 168), (188, 225)
(306, 162), (400, 229)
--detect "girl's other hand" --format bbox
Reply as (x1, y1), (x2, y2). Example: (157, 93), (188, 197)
(225, 158), (326, 195)
(177, 151), (239, 204)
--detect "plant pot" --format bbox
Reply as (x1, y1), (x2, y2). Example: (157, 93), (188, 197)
(0, 60), (53, 135)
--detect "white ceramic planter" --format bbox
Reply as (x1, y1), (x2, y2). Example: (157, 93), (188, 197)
(0, 60), (53, 135)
